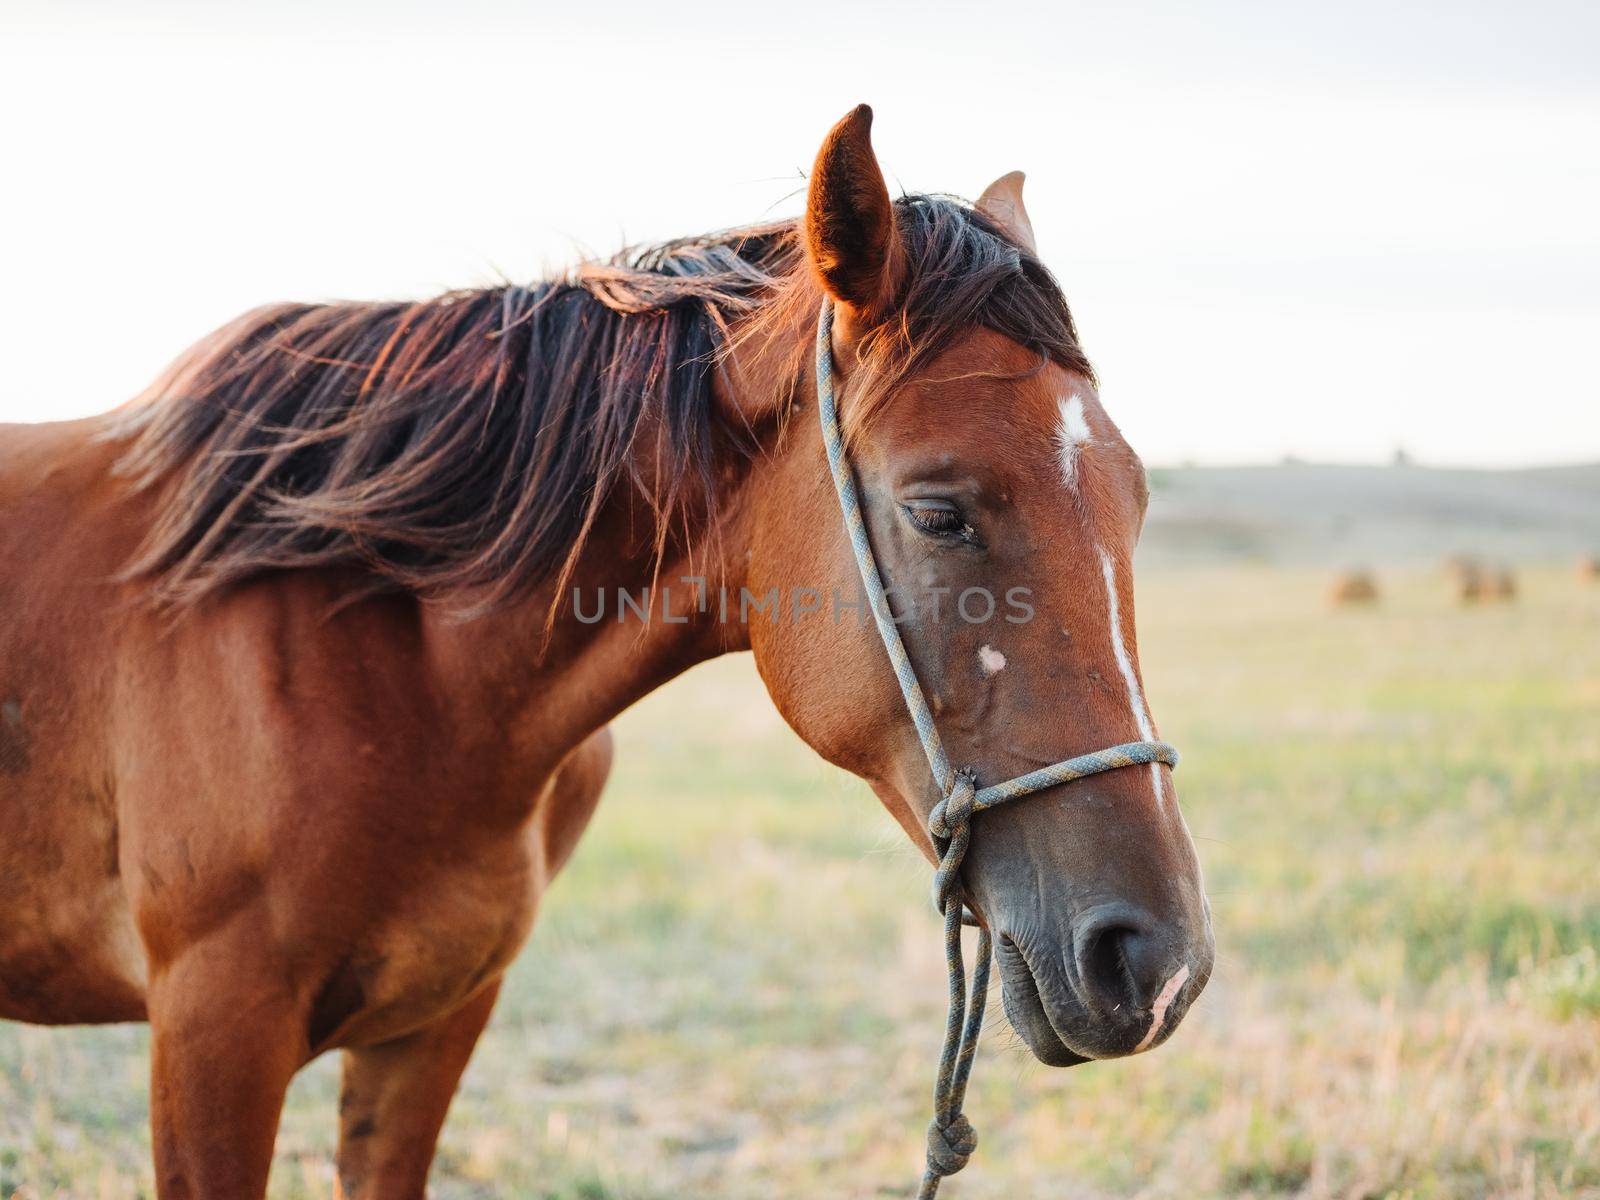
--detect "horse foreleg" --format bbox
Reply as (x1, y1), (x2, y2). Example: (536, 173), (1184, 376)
(332, 728), (612, 1197)
(334, 981), (501, 1200)
(146, 939), (304, 1199)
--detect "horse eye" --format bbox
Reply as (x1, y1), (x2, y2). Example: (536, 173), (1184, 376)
(903, 501), (965, 537)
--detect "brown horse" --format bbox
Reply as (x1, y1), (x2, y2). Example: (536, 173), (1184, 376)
(0, 106), (1212, 1197)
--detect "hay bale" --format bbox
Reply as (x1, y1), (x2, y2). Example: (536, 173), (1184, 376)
(1456, 562), (1516, 603)
(1486, 566), (1517, 601)
(1452, 560), (1487, 604)
(1330, 569), (1379, 606)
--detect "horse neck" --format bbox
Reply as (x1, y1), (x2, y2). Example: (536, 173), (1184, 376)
(417, 306), (799, 772)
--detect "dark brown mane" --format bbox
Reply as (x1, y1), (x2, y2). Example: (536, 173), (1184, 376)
(114, 195), (1092, 611)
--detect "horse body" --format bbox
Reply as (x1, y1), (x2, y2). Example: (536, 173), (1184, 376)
(0, 414), (640, 1189)
(0, 106), (1213, 1198)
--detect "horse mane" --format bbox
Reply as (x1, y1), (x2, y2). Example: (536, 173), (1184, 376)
(113, 195), (1093, 612)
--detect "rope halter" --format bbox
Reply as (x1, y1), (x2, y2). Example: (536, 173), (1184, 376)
(812, 299), (1179, 1198)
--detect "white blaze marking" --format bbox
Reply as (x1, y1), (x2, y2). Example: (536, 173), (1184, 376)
(1055, 394), (1093, 489)
(1098, 546), (1164, 808)
(978, 644), (1007, 675)
(1133, 964), (1190, 1053)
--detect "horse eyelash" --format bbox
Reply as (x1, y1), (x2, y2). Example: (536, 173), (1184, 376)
(903, 503), (981, 545)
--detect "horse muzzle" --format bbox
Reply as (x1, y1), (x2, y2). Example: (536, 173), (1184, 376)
(994, 900), (1213, 1065)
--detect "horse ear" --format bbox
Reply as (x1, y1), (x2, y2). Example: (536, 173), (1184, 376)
(805, 105), (901, 316)
(976, 170), (1037, 254)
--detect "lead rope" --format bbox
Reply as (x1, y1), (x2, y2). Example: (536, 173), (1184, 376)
(813, 299), (1179, 1197)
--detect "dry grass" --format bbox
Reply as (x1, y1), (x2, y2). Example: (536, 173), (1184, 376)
(2, 565), (1597, 1199)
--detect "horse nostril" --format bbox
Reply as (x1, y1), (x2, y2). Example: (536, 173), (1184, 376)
(1074, 908), (1171, 1015)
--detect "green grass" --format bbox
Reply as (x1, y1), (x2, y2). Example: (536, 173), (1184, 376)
(3, 565), (1598, 1198)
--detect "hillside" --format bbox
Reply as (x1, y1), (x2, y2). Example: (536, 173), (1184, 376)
(1140, 461), (1600, 566)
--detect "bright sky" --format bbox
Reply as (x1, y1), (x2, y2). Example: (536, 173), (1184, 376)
(2, 0), (1596, 466)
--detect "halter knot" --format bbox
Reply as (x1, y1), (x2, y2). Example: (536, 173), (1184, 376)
(927, 770), (977, 842)
(928, 772), (978, 914)
(924, 1113), (978, 1178)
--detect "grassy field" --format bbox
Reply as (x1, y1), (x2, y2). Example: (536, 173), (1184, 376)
(3, 565), (1598, 1199)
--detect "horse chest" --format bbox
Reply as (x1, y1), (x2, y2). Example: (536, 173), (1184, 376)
(310, 828), (544, 1049)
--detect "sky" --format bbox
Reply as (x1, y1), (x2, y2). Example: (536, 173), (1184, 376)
(2, 0), (1596, 467)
